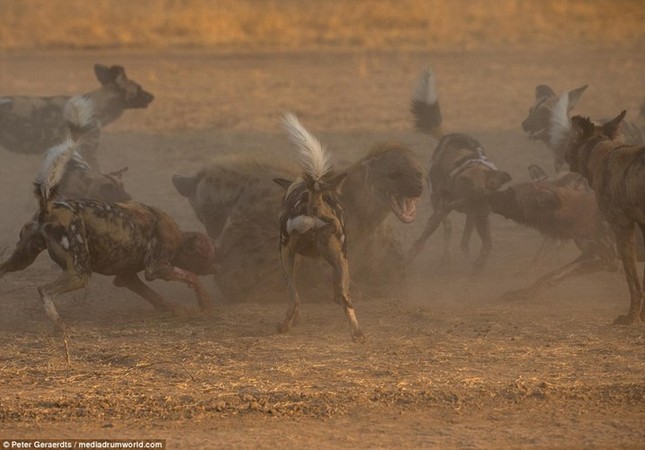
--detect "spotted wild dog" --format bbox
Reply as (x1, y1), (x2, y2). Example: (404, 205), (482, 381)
(273, 113), (364, 342)
(0, 64), (154, 158)
(563, 110), (645, 324)
(406, 67), (511, 269)
(488, 165), (617, 300)
(0, 138), (215, 330)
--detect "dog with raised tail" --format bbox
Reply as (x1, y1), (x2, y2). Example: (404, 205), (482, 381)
(273, 113), (364, 343)
(0, 126), (215, 330)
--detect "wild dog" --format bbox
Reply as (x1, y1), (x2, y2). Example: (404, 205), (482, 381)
(172, 143), (423, 303)
(406, 67), (511, 269)
(0, 139), (215, 329)
(563, 110), (645, 324)
(273, 113), (364, 342)
(0, 64), (154, 158)
(488, 165), (616, 300)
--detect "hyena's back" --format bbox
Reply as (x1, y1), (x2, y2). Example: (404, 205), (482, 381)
(0, 95), (70, 154)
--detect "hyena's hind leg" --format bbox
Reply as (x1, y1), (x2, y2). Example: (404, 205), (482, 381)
(278, 245), (301, 334)
(612, 222), (643, 325)
(0, 221), (47, 279)
(113, 273), (180, 313)
(319, 236), (365, 343)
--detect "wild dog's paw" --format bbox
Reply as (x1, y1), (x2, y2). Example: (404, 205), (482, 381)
(613, 313), (641, 325)
(351, 328), (366, 344)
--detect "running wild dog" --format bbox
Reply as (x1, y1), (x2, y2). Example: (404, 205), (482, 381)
(563, 110), (645, 324)
(0, 64), (154, 157)
(488, 165), (616, 300)
(274, 113), (364, 342)
(407, 67), (511, 269)
(0, 131), (215, 329)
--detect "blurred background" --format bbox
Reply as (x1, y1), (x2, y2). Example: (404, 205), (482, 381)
(1, 0), (643, 51)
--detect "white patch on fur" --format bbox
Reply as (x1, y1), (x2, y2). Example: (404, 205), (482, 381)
(64, 95), (96, 129)
(287, 215), (326, 234)
(549, 93), (571, 149)
(60, 236), (70, 249)
(282, 113), (332, 181)
(412, 66), (438, 105)
(36, 138), (79, 202)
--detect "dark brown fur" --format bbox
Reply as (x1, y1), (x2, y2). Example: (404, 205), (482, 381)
(0, 64), (153, 156)
(564, 111), (645, 324)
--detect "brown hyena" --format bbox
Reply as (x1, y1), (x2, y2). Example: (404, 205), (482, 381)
(0, 137), (215, 330)
(173, 143), (423, 303)
(0, 64), (153, 159)
(407, 67), (511, 269)
(273, 113), (364, 342)
(488, 165), (616, 300)
(564, 110), (645, 324)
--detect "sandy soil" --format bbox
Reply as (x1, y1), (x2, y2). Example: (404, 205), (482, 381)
(0, 47), (644, 449)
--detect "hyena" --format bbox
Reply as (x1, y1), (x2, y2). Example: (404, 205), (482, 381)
(488, 165), (616, 300)
(407, 66), (511, 269)
(564, 110), (645, 324)
(273, 113), (364, 342)
(0, 136), (215, 329)
(173, 142), (424, 303)
(0, 64), (154, 159)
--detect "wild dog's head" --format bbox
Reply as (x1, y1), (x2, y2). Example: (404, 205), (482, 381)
(359, 143), (424, 223)
(84, 167), (131, 203)
(564, 111), (626, 174)
(522, 84), (588, 145)
(94, 64), (154, 111)
(173, 231), (217, 276)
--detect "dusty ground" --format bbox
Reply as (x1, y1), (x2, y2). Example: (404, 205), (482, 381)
(0, 47), (644, 448)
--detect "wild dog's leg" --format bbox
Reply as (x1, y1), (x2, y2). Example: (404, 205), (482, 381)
(441, 216), (453, 263)
(38, 229), (91, 328)
(612, 223), (642, 324)
(320, 236), (365, 343)
(640, 224), (645, 322)
(113, 273), (177, 313)
(407, 206), (452, 265)
(278, 244), (301, 333)
(0, 222), (46, 279)
(472, 209), (492, 270)
(460, 215), (475, 258)
(502, 253), (607, 301)
(144, 259), (214, 312)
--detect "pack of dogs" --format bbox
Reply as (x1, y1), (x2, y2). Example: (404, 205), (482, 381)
(0, 62), (644, 346)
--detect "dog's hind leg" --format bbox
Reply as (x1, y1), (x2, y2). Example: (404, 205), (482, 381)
(113, 273), (178, 313)
(612, 223), (642, 324)
(472, 209), (492, 271)
(320, 237), (365, 343)
(460, 215), (475, 259)
(407, 206), (452, 265)
(278, 245), (301, 334)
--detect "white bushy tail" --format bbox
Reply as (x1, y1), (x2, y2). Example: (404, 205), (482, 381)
(282, 112), (332, 182)
(411, 66), (442, 136)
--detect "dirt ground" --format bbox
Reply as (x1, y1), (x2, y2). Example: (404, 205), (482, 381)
(0, 47), (644, 448)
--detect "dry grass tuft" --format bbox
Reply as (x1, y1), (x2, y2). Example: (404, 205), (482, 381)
(0, 0), (643, 50)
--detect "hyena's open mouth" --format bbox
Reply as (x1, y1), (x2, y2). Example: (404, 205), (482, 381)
(389, 194), (420, 223)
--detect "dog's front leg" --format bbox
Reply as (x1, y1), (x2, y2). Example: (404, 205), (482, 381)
(145, 262), (214, 313)
(406, 206), (452, 265)
(613, 223), (643, 324)
(113, 273), (177, 313)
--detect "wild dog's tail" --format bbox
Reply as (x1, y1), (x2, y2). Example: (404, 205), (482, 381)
(549, 93), (570, 150)
(282, 112), (332, 183)
(64, 95), (101, 171)
(411, 66), (443, 138)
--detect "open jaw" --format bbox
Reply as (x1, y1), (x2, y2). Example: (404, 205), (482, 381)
(389, 194), (420, 223)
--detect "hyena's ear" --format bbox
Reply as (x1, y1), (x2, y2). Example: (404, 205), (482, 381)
(535, 85), (555, 100)
(329, 172), (348, 194)
(567, 85), (588, 111)
(273, 178), (293, 191)
(601, 110), (627, 139)
(528, 164), (548, 181)
(172, 175), (198, 198)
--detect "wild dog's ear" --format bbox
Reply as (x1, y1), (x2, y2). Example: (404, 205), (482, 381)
(528, 164), (548, 181)
(329, 172), (348, 194)
(535, 189), (561, 210)
(485, 170), (512, 192)
(95, 64), (118, 85)
(567, 85), (588, 111)
(535, 85), (556, 100)
(570, 115), (595, 137)
(601, 110), (627, 139)
(172, 175), (198, 198)
(273, 178), (293, 191)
